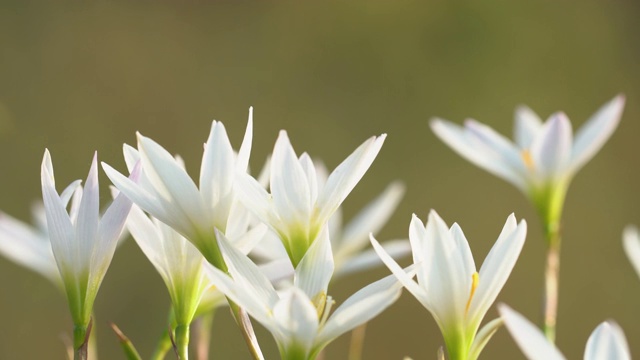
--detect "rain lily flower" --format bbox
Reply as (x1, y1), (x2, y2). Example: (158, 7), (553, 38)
(235, 130), (386, 266)
(371, 211), (527, 360)
(622, 225), (640, 279)
(430, 96), (624, 228)
(499, 304), (630, 360)
(204, 228), (405, 360)
(41, 150), (136, 354)
(102, 110), (254, 268)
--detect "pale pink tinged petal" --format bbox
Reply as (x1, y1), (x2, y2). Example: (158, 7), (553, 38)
(41, 150), (75, 274)
(298, 153), (318, 205)
(340, 181), (405, 255)
(498, 304), (565, 360)
(215, 229), (279, 306)
(430, 118), (527, 191)
(137, 133), (207, 231)
(200, 121), (234, 221)
(530, 113), (573, 179)
(514, 105), (543, 149)
(570, 95), (625, 174)
(236, 107), (254, 173)
(270, 131), (312, 226)
(123, 144), (140, 172)
(471, 219), (526, 323)
(584, 321), (630, 360)
(623, 225), (640, 279)
(294, 227), (334, 299)
(272, 288), (319, 353)
(369, 235), (427, 306)
(335, 239), (411, 277)
(315, 134), (386, 226)
(317, 272), (403, 347)
(76, 153), (100, 268)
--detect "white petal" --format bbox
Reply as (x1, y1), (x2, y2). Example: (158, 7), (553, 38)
(570, 95), (625, 174)
(137, 133), (208, 232)
(232, 223), (268, 255)
(317, 272), (403, 347)
(294, 227), (334, 299)
(41, 150), (76, 275)
(272, 288), (319, 355)
(584, 321), (630, 360)
(236, 107), (253, 174)
(339, 181), (405, 256)
(514, 105), (543, 149)
(498, 304), (565, 360)
(76, 153), (100, 267)
(270, 131), (312, 227)
(234, 173), (280, 232)
(430, 118), (527, 191)
(622, 225), (640, 279)
(449, 222), (477, 280)
(315, 134), (386, 226)
(369, 235), (427, 306)
(468, 318), (503, 360)
(530, 113), (573, 180)
(200, 121), (235, 229)
(470, 216), (526, 322)
(126, 206), (168, 280)
(409, 214), (427, 285)
(298, 153), (318, 206)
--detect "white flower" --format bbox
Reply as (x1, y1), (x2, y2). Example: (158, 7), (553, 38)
(102, 110), (256, 266)
(235, 130), (386, 266)
(41, 150), (135, 332)
(499, 304), (630, 360)
(371, 211), (527, 360)
(622, 225), (640, 279)
(430, 96), (624, 223)
(204, 228), (404, 360)
(126, 205), (211, 326)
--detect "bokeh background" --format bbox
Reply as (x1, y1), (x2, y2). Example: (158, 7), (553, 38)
(0, 1), (639, 359)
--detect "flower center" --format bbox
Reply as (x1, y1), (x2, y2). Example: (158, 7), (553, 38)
(465, 272), (479, 315)
(521, 150), (535, 170)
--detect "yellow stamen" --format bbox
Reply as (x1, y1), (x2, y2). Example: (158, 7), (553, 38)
(465, 272), (480, 315)
(521, 150), (534, 170)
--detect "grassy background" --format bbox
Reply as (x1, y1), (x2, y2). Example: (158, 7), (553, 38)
(0, 1), (639, 358)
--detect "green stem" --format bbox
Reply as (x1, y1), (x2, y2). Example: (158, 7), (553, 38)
(543, 228), (561, 343)
(175, 324), (190, 360)
(151, 308), (176, 360)
(73, 320), (92, 360)
(109, 323), (143, 360)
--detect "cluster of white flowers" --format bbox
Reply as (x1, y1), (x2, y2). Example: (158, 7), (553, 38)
(0, 97), (634, 360)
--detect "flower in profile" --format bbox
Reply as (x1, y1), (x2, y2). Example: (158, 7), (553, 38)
(41, 150), (136, 353)
(430, 96), (624, 226)
(622, 225), (640, 279)
(235, 130), (386, 266)
(499, 304), (630, 360)
(102, 109), (256, 267)
(371, 211), (527, 360)
(204, 228), (404, 360)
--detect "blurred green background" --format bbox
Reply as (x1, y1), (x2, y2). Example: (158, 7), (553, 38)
(0, 1), (639, 359)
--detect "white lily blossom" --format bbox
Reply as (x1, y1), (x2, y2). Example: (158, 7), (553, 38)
(41, 150), (135, 343)
(371, 211), (527, 360)
(102, 110), (254, 265)
(204, 228), (404, 360)
(499, 304), (631, 360)
(622, 225), (640, 279)
(430, 96), (624, 226)
(235, 130), (386, 266)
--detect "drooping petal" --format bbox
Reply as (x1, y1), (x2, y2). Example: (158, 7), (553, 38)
(584, 321), (630, 360)
(570, 95), (625, 174)
(514, 105), (543, 149)
(498, 304), (565, 360)
(529, 113), (573, 180)
(316, 272), (403, 348)
(470, 215), (526, 322)
(315, 134), (386, 226)
(430, 118), (527, 191)
(622, 225), (640, 279)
